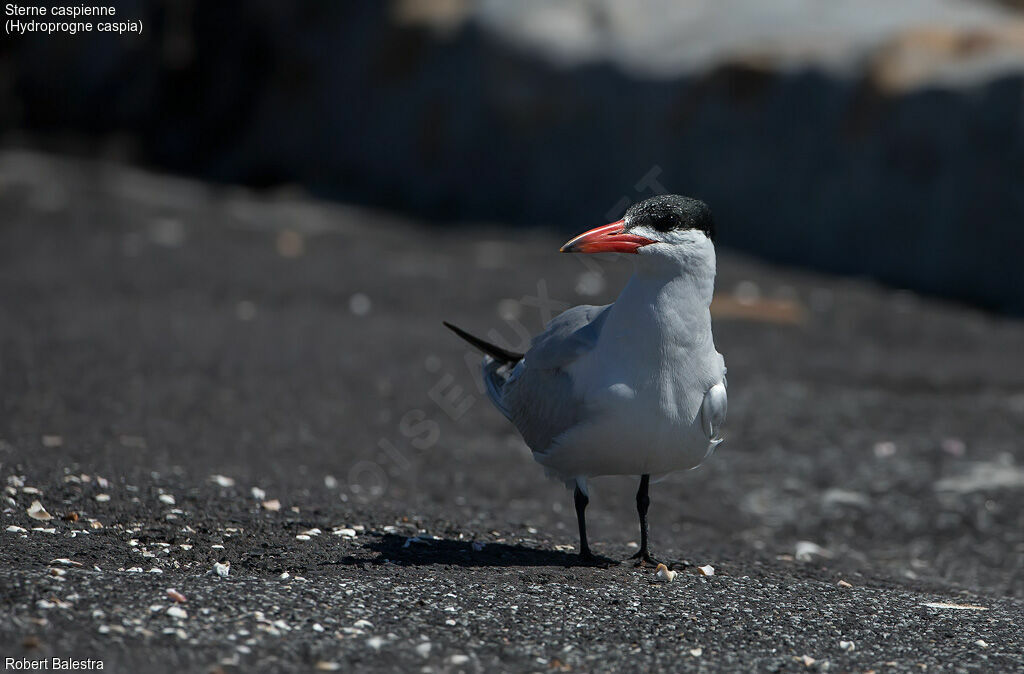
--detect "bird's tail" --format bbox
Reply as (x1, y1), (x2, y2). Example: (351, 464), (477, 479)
(442, 321), (524, 364)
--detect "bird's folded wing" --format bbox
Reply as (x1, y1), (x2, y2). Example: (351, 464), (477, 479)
(498, 304), (611, 453)
(525, 304), (611, 370)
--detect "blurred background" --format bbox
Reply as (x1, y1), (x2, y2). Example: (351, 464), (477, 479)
(3, 0), (1024, 311)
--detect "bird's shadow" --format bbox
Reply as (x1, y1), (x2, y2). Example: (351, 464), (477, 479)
(341, 533), (618, 568)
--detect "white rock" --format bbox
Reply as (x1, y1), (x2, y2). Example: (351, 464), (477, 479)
(7, 525), (27, 533)
(312, 623), (325, 633)
(333, 528), (357, 538)
(214, 561), (231, 577)
(166, 605), (188, 619)
(27, 500), (53, 521)
(840, 640), (855, 651)
(158, 493), (175, 505)
(353, 619), (374, 630)
(210, 474), (235, 487)
(365, 636), (385, 650)
(690, 647), (703, 657)
(148, 567), (163, 574)
(448, 655), (470, 665)
(250, 486), (266, 500)
(415, 642), (432, 657)
(697, 564), (715, 576)
(923, 602), (989, 611)
(295, 534), (311, 541)
(795, 541), (831, 561)
(262, 499), (281, 512)
(94, 493), (111, 502)
(975, 639), (989, 648)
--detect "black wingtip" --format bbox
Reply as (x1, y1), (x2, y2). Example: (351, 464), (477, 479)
(443, 320), (524, 364)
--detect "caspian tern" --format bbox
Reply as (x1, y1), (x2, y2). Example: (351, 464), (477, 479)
(445, 194), (727, 565)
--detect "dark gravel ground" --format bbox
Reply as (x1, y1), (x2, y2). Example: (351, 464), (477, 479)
(1, 151), (1023, 672)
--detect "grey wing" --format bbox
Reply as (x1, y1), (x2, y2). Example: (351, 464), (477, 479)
(526, 304), (610, 369)
(484, 304), (611, 452)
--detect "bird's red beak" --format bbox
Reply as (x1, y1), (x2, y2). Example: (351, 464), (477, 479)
(559, 220), (657, 254)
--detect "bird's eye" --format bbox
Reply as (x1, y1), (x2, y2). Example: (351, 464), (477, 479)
(650, 215), (678, 233)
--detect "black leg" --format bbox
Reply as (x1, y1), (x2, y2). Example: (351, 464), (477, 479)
(629, 474), (661, 566)
(574, 485), (594, 561)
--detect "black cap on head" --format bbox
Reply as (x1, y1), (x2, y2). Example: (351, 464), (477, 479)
(624, 195), (715, 241)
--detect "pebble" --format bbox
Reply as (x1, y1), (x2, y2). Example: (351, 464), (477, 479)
(166, 589), (187, 603)
(166, 605), (188, 620)
(795, 541), (831, 561)
(95, 494), (111, 502)
(415, 642), (432, 657)
(7, 525), (27, 533)
(349, 293), (372, 316)
(295, 534), (311, 541)
(210, 475), (235, 487)
(448, 654), (470, 665)
(873, 441), (897, 458)
(689, 647), (702, 657)
(922, 602), (988, 611)
(251, 487), (266, 500)
(353, 619), (374, 630)
(840, 640), (855, 651)
(315, 663), (341, 672)
(697, 564), (715, 577)
(158, 494), (175, 505)
(365, 636), (385, 650)
(214, 561), (231, 577)
(333, 528), (357, 538)
(262, 499), (282, 512)
(837, 580), (853, 588)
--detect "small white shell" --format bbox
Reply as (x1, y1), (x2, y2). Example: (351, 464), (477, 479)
(697, 564), (715, 576)
(27, 500), (53, 521)
(655, 563), (676, 583)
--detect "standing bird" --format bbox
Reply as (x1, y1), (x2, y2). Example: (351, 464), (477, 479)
(445, 194), (727, 565)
